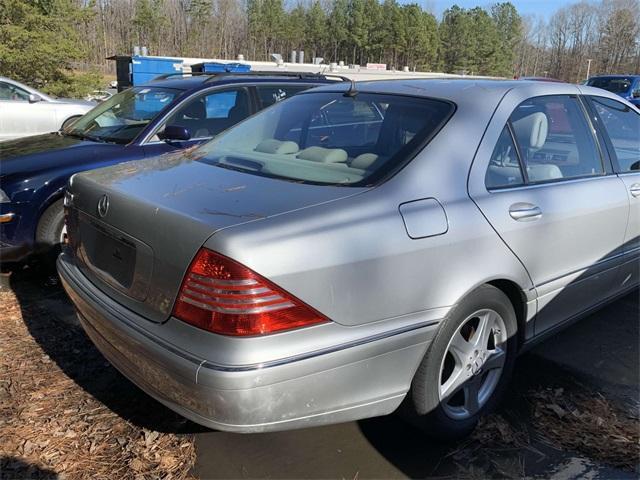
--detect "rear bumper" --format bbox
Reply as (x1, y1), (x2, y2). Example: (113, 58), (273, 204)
(57, 253), (439, 432)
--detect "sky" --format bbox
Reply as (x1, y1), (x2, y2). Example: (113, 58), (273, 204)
(400, 0), (574, 19)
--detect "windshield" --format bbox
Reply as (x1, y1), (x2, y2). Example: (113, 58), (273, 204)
(587, 77), (634, 94)
(66, 87), (180, 143)
(192, 92), (454, 186)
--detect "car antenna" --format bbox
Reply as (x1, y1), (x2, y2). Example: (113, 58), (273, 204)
(343, 77), (358, 97)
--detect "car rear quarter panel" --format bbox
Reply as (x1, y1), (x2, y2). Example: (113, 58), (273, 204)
(204, 93), (535, 329)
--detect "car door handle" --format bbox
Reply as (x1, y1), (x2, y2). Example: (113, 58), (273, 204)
(509, 203), (542, 221)
(630, 183), (640, 198)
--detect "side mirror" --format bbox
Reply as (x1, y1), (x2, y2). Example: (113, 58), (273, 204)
(158, 124), (191, 142)
(28, 93), (42, 103)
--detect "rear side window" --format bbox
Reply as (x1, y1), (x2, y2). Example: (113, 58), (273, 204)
(589, 96), (640, 173)
(256, 85), (308, 108)
(193, 92), (454, 186)
(509, 96), (603, 183)
(485, 126), (524, 189)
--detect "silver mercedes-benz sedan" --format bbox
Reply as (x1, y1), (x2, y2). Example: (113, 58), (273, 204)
(58, 79), (640, 438)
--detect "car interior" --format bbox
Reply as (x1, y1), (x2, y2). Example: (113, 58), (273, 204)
(487, 97), (606, 188)
(167, 89), (251, 139)
(210, 98), (448, 184)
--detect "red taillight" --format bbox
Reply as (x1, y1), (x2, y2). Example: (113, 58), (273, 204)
(172, 248), (330, 336)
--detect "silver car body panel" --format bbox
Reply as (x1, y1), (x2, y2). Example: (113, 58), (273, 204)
(59, 79), (639, 432)
(59, 253), (436, 432)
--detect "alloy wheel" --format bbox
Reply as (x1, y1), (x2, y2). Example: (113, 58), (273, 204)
(438, 309), (508, 420)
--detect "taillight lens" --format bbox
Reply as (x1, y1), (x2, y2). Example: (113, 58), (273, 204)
(173, 248), (330, 336)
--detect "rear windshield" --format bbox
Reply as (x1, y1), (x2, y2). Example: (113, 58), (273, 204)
(193, 92), (454, 186)
(587, 77), (634, 94)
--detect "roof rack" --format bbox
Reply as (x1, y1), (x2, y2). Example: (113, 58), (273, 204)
(153, 71), (349, 82)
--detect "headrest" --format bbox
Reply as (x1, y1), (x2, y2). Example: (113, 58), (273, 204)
(512, 112), (548, 149)
(527, 164), (563, 182)
(254, 139), (299, 154)
(183, 99), (205, 119)
(297, 146), (348, 163)
(350, 153), (378, 169)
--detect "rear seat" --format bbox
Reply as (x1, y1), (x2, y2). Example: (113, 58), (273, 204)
(350, 153), (378, 169)
(254, 139), (299, 154)
(297, 146), (348, 163)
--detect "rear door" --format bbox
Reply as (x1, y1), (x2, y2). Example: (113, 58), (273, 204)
(587, 95), (640, 289)
(469, 93), (629, 335)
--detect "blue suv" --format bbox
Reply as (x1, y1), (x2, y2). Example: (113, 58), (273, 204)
(586, 75), (640, 107)
(0, 72), (344, 262)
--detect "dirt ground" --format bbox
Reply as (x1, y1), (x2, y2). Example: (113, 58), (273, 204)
(1, 264), (638, 479)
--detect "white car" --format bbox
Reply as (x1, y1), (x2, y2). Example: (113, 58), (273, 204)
(0, 76), (95, 142)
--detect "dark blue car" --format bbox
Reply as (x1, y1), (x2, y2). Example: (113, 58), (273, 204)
(586, 75), (640, 107)
(0, 72), (343, 262)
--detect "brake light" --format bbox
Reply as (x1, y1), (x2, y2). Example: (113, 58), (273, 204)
(173, 248), (330, 336)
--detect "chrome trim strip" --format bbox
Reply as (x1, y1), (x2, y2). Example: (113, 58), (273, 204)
(488, 173), (615, 193)
(200, 320), (439, 372)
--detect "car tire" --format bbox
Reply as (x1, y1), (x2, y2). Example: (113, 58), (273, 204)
(35, 199), (65, 264)
(404, 284), (518, 440)
(61, 116), (81, 130)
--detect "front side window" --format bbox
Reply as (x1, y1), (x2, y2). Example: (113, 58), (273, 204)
(161, 88), (250, 139)
(0, 82), (30, 101)
(192, 92), (454, 186)
(509, 96), (603, 183)
(67, 87), (179, 143)
(590, 96), (640, 173)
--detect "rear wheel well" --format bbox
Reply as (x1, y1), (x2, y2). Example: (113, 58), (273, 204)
(487, 279), (527, 350)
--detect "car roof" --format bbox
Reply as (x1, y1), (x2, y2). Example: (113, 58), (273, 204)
(588, 74), (640, 79)
(304, 78), (630, 104)
(139, 73), (342, 91)
(307, 78), (570, 100)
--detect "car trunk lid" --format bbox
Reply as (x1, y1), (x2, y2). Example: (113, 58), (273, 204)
(67, 153), (364, 323)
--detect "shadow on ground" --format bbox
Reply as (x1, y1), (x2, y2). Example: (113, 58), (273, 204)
(4, 261), (639, 479)
(192, 291), (639, 479)
(0, 456), (59, 479)
(5, 262), (207, 435)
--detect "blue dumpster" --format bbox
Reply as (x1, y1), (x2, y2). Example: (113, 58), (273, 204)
(191, 62), (251, 74)
(131, 56), (184, 85)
